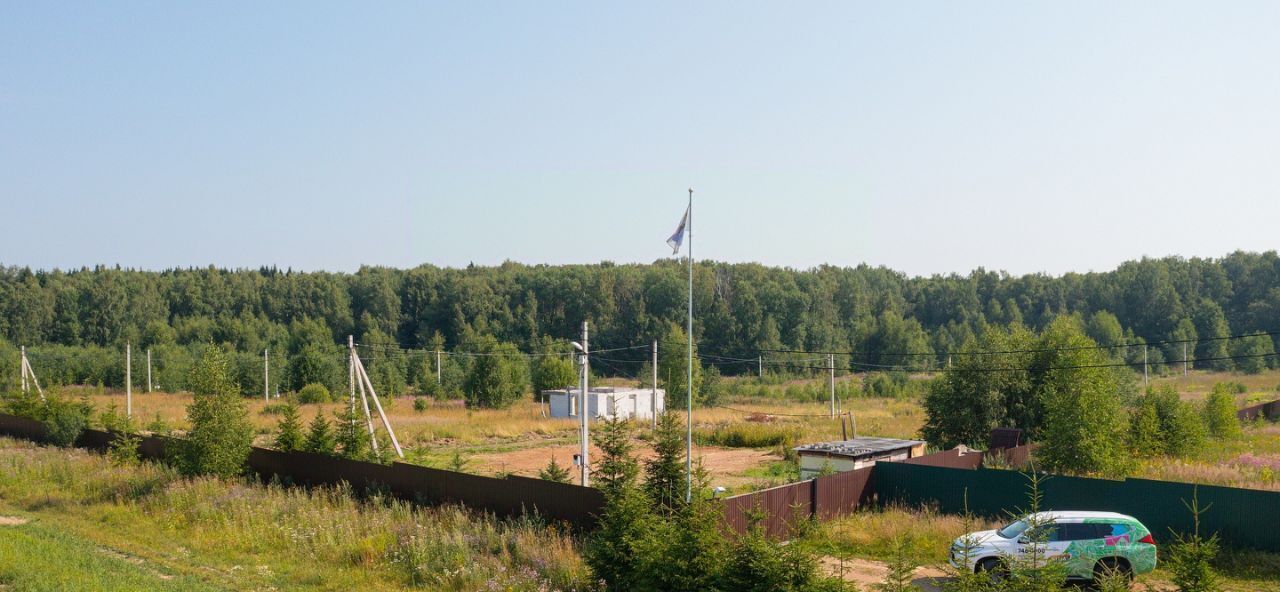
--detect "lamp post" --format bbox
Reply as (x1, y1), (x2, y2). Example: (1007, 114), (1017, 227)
(571, 321), (589, 487)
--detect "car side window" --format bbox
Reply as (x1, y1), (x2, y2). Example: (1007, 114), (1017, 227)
(1024, 525), (1060, 542)
(1056, 523), (1096, 541)
(1102, 523), (1133, 545)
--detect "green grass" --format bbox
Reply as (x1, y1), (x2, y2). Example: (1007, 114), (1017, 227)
(0, 519), (221, 591)
(0, 437), (591, 591)
(693, 422), (803, 448)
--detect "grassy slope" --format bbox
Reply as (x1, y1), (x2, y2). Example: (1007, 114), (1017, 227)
(0, 519), (222, 592)
(0, 437), (590, 592)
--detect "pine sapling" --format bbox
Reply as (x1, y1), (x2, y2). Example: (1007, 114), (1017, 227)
(539, 455), (571, 483)
(1167, 487), (1221, 592)
(873, 536), (920, 592)
(273, 403), (304, 452)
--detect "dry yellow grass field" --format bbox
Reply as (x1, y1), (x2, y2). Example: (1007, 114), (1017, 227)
(64, 377), (923, 491)
(52, 368), (1280, 494)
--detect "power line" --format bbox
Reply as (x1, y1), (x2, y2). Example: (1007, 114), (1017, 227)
(352, 341), (650, 359)
(758, 329), (1280, 359)
(766, 351), (1280, 374)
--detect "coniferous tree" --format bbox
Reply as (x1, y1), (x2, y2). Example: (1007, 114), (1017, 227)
(273, 403), (304, 452)
(538, 456), (571, 483)
(1167, 488), (1222, 592)
(334, 406), (369, 460)
(644, 411), (686, 513)
(584, 417), (652, 590)
(873, 536), (919, 592)
(302, 414), (336, 455)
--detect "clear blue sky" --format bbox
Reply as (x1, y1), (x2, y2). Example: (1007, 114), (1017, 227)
(3, 2), (1278, 277)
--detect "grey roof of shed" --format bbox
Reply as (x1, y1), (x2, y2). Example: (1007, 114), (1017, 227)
(793, 437), (924, 459)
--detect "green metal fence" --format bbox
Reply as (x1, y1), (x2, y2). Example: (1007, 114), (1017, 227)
(875, 461), (1280, 552)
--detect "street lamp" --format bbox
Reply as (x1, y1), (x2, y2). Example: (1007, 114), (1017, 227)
(571, 323), (589, 487)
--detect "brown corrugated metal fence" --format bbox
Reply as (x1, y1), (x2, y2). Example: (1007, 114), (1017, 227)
(0, 413), (603, 528)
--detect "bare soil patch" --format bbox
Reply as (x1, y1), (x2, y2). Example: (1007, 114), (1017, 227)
(0, 516), (29, 526)
(820, 557), (947, 591)
(472, 441), (777, 488)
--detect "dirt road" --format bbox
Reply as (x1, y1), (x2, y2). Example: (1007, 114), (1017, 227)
(821, 557), (948, 591)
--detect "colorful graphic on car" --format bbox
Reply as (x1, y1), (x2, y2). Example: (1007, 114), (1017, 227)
(1060, 519), (1157, 577)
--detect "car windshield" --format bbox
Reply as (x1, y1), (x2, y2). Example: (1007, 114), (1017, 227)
(997, 519), (1029, 539)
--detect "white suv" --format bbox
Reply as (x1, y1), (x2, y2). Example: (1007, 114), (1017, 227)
(949, 511), (1157, 583)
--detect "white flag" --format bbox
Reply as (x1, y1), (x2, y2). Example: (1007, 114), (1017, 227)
(666, 206), (689, 255)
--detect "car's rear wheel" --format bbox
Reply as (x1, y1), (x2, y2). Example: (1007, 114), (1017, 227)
(976, 558), (1009, 583)
(1092, 558), (1133, 589)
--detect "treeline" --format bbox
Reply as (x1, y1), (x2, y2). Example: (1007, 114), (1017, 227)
(1, 251), (1279, 390)
(924, 318), (1249, 476)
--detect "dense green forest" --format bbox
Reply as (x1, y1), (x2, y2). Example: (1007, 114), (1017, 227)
(1, 251), (1278, 396)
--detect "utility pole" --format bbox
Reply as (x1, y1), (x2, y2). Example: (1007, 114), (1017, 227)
(264, 348), (270, 402)
(435, 350), (442, 386)
(1183, 342), (1189, 377)
(1143, 345), (1149, 386)
(20, 345), (27, 394)
(758, 354), (763, 378)
(579, 321), (590, 487)
(348, 336), (356, 419)
(351, 337), (378, 456)
(19, 346), (44, 400)
(126, 342), (132, 419)
(146, 348), (153, 393)
(354, 352), (403, 458)
(829, 353), (836, 418)
(651, 339), (658, 428)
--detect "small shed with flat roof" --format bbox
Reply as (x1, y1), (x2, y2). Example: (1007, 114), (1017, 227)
(794, 437), (926, 479)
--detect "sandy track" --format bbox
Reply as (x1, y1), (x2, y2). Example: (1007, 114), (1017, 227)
(472, 441), (777, 487)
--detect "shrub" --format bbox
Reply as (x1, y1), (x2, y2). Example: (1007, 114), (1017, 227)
(463, 338), (529, 409)
(43, 396), (91, 448)
(720, 510), (828, 592)
(863, 371), (919, 399)
(260, 402), (293, 415)
(413, 397), (428, 413)
(531, 351), (576, 401)
(1203, 387), (1242, 439)
(1130, 385), (1205, 458)
(174, 345), (253, 478)
(694, 423), (800, 448)
(108, 430), (142, 466)
(297, 383), (332, 404)
(145, 412), (171, 435)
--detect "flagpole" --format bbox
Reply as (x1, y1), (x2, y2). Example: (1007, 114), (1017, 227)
(686, 187), (694, 504)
